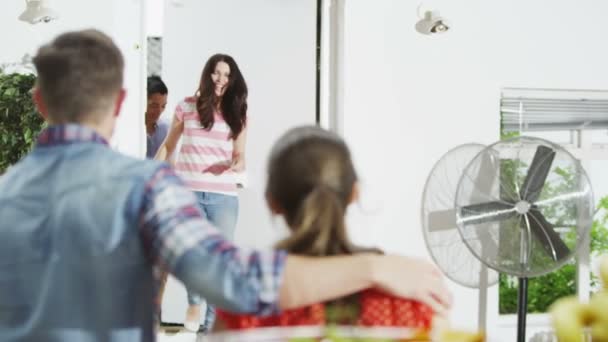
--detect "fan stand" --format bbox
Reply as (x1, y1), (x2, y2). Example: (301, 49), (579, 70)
(434, 137), (593, 342)
(516, 201), (532, 342)
(477, 264), (489, 332)
(517, 277), (528, 342)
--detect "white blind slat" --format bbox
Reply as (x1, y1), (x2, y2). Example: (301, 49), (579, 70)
(501, 90), (608, 132)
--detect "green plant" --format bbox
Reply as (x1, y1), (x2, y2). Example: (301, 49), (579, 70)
(0, 72), (44, 174)
(500, 262), (577, 314)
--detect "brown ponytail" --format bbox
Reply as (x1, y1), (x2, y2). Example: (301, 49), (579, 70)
(267, 126), (382, 319)
(267, 126), (381, 257)
(275, 186), (355, 256)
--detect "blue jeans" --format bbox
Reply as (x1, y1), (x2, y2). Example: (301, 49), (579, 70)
(186, 191), (238, 330)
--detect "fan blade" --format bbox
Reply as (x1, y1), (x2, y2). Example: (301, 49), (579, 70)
(471, 151), (502, 258)
(459, 201), (517, 226)
(519, 146), (556, 203)
(429, 150), (498, 232)
(470, 150), (499, 202)
(526, 209), (570, 261)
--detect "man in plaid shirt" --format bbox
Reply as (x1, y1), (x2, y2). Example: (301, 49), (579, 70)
(0, 29), (451, 342)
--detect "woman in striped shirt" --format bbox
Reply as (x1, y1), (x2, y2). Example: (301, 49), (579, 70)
(155, 53), (247, 333)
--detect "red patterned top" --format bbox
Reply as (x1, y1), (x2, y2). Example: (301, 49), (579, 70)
(216, 289), (433, 330)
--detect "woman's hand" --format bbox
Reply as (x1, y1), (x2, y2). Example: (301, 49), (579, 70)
(231, 125), (247, 172)
(230, 154), (245, 172)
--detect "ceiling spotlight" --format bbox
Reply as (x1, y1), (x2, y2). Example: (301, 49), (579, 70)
(19, 0), (59, 24)
(415, 10), (450, 35)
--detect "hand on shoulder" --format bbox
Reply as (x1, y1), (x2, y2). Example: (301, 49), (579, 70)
(369, 254), (452, 317)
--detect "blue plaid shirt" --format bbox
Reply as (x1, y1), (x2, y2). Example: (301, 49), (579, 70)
(140, 163), (286, 313)
(0, 124), (286, 341)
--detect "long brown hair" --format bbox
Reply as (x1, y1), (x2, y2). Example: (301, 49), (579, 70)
(267, 126), (377, 256)
(195, 54), (247, 138)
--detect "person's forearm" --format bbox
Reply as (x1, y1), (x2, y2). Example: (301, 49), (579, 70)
(278, 254), (377, 310)
(233, 127), (246, 159)
(154, 143), (173, 162)
(173, 245), (266, 313)
(142, 165), (288, 315)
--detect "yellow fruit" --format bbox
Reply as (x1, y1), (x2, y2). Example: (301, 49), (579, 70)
(590, 321), (608, 342)
(549, 296), (588, 342)
(588, 292), (608, 341)
(439, 330), (484, 342)
(588, 291), (608, 317)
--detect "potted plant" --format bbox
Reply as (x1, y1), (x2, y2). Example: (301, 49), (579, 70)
(0, 71), (44, 174)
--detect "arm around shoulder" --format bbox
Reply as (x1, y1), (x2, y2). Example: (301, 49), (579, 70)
(278, 253), (452, 316)
(278, 254), (375, 309)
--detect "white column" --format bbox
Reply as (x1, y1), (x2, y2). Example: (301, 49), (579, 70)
(576, 129), (592, 303)
(319, 0), (345, 136)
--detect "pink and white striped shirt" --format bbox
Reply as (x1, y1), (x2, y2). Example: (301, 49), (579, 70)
(174, 97), (237, 196)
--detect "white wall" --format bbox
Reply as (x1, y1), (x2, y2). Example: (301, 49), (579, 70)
(0, 0), (147, 158)
(161, 0), (317, 323)
(146, 0), (164, 37)
(341, 0), (608, 340)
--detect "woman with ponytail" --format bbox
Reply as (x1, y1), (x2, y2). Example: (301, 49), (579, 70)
(214, 126), (442, 337)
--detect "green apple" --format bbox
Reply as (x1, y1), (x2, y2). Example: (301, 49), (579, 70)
(588, 292), (608, 341)
(550, 296), (588, 342)
(590, 321), (608, 342)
